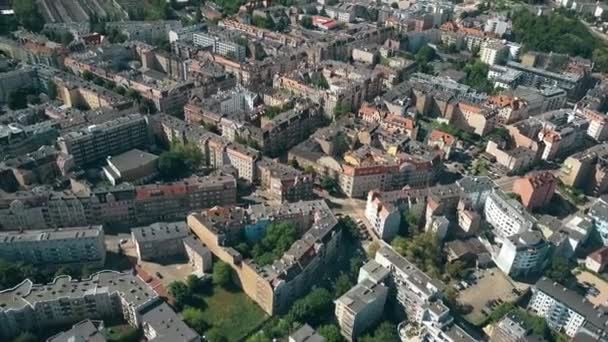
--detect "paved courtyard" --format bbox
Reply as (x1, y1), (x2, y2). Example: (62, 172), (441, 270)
(577, 271), (608, 306)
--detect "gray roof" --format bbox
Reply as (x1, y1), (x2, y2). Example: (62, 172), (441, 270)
(289, 324), (326, 342)
(336, 278), (387, 314)
(131, 222), (189, 243)
(0, 271), (158, 311)
(107, 149), (158, 173)
(47, 319), (106, 342)
(535, 277), (608, 330)
(140, 302), (199, 341)
(0, 226), (103, 244)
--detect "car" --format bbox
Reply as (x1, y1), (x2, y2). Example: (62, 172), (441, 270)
(155, 272), (163, 279)
(119, 239), (128, 244)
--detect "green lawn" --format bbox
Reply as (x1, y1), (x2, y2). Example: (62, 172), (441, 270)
(194, 287), (268, 341)
(105, 323), (140, 342)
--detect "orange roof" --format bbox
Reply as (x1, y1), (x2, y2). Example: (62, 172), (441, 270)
(458, 102), (482, 113)
(429, 129), (456, 145)
(440, 21), (459, 32)
(384, 114), (415, 130)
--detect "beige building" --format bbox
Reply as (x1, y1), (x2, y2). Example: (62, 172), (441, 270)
(187, 200), (341, 315)
(335, 279), (388, 341)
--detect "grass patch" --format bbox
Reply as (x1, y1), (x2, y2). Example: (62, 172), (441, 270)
(105, 323), (140, 342)
(193, 286), (268, 341)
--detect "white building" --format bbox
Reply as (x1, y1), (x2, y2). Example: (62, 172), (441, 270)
(192, 32), (246, 62)
(335, 279), (388, 341)
(494, 231), (550, 278)
(0, 226), (106, 268)
(484, 190), (536, 238)
(480, 39), (509, 66)
(529, 277), (608, 338)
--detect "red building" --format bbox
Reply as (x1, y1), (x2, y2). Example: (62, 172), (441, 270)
(512, 171), (557, 209)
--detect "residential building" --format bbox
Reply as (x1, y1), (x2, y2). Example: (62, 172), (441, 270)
(140, 302), (201, 342)
(582, 108), (608, 141)
(494, 231), (550, 278)
(529, 277), (608, 338)
(484, 190), (536, 238)
(289, 324), (326, 342)
(561, 144), (608, 196)
(257, 158), (314, 202)
(0, 226), (106, 268)
(490, 313), (542, 342)
(47, 320), (106, 342)
(187, 200), (341, 315)
(105, 21), (182, 44)
(480, 39), (509, 65)
(586, 246), (608, 273)
(589, 196), (608, 246)
(193, 32), (246, 62)
(103, 149), (159, 186)
(58, 114), (149, 167)
(131, 222), (189, 262)
(335, 279), (388, 341)
(512, 172), (557, 210)
(0, 271), (160, 340)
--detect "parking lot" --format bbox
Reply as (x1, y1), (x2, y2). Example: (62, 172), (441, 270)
(577, 271), (608, 306)
(459, 268), (526, 325)
(104, 233), (196, 287)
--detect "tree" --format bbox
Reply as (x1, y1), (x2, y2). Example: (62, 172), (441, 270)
(168, 281), (192, 307)
(463, 60), (493, 93)
(391, 236), (408, 256)
(320, 176), (338, 195)
(82, 71), (94, 81)
(359, 322), (399, 342)
(391, 2), (399, 8)
(186, 274), (202, 291)
(287, 288), (333, 325)
(415, 45), (437, 72)
(392, 232), (442, 278)
(146, 0), (171, 20)
(206, 328), (228, 342)
(13, 0), (45, 32)
(446, 260), (467, 280)
(334, 273), (353, 297)
(593, 48), (608, 73)
(182, 307), (208, 334)
(13, 332), (38, 342)
(318, 324), (343, 342)
(158, 142), (204, 180)
(300, 16), (314, 30)
(213, 261), (234, 288)
(338, 216), (360, 242)
(47, 80), (58, 100)
(8, 88), (31, 110)
(367, 240), (380, 259)
(332, 132), (350, 157)
(545, 256), (573, 285)
(252, 221), (298, 266)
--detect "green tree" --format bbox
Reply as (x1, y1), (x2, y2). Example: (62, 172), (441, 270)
(13, 0), (45, 32)
(182, 307), (208, 334)
(593, 48), (608, 73)
(206, 328), (228, 342)
(212, 261), (234, 288)
(391, 2), (399, 8)
(13, 332), (38, 342)
(446, 260), (467, 280)
(360, 322), (399, 342)
(8, 88), (30, 110)
(168, 280), (192, 307)
(320, 176), (338, 195)
(287, 288), (333, 325)
(47, 80), (58, 100)
(334, 273), (353, 297)
(318, 324), (343, 342)
(367, 240), (380, 259)
(252, 221), (298, 266)
(545, 256), (573, 285)
(158, 142), (204, 180)
(415, 45), (437, 64)
(463, 60), (493, 93)
(338, 216), (360, 241)
(393, 232), (443, 278)
(300, 16), (314, 29)
(146, 0), (171, 20)
(186, 274), (202, 291)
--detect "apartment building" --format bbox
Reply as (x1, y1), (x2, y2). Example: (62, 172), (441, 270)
(494, 231), (550, 278)
(0, 120), (60, 157)
(257, 158), (314, 202)
(512, 172), (557, 210)
(365, 176), (494, 240)
(561, 143), (608, 196)
(0, 175), (237, 230)
(335, 279), (388, 341)
(484, 189), (536, 238)
(131, 222), (189, 262)
(105, 21), (182, 44)
(57, 114), (149, 167)
(506, 61), (590, 100)
(582, 108), (608, 141)
(193, 32), (246, 62)
(480, 39), (509, 65)
(366, 246), (477, 342)
(187, 200), (341, 315)
(47, 319), (106, 342)
(0, 226), (106, 268)
(588, 196), (608, 246)
(0, 271), (158, 340)
(529, 277), (608, 338)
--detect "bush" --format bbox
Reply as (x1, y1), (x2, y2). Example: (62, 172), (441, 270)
(212, 261), (234, 288)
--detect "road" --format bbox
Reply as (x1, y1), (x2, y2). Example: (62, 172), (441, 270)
(314, 189), (381, 244)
